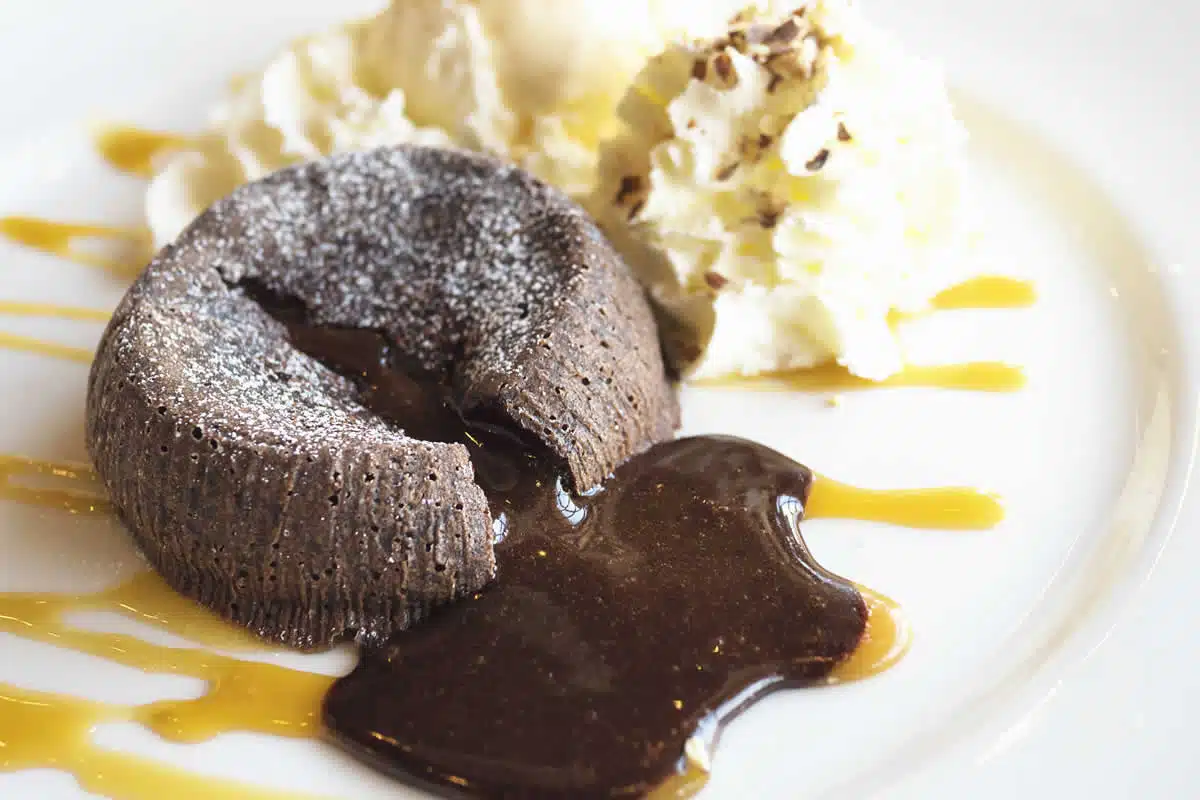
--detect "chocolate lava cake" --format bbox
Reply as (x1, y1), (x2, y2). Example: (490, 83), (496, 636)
(86, 145), (679, 649)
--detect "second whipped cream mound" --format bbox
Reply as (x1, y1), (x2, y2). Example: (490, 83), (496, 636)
(146, 0), (755, 246)
(594, 1), (975, 381)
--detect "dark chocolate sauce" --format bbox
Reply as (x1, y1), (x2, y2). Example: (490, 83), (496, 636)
(274, 317), (868, 798)
(327, 437), (867, 798)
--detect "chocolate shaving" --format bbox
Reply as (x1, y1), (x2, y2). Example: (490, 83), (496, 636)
(730, 23), (776, 53)
(704, 272), (729, 290)
(714, 162), (739, 182)
(763, 18), (801, 47)
(712, 51), (736, 87)
(615, 175), (644, 206)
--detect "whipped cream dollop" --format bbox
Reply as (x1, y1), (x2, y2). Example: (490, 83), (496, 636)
(147, 0), (977, 384)
(146, 0), (755, 246)
(593, 1), (976, 380)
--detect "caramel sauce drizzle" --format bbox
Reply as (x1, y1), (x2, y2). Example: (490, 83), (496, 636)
(0, 216), (150, 277)
(0, 454), (110, 515)
(649, 762), (712, 800)
(929, 275), (1037, 311)
(704, 360), (1026, 393)
(0, 332), (92, 364)
(828, 586), (911, 683)
(888, 276), (1038, 328)
(0, 301), (107, 363)
(0, 301), (110, 322)
(0, 572), (332, 743)
(93, 126), (193, 179)
(701, 275), (1034, 394)
(0, 571), (334, 798)
(0, 686), (323, 800)
(807, 477), (1005, 530)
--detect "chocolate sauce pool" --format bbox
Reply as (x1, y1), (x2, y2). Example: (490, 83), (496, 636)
(277, 317), (868, 798)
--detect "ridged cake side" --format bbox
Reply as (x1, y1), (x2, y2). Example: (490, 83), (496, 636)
(86, 146), (678, 648)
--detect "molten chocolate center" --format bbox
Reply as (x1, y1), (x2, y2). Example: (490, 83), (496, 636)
(281, 321), (867, 798)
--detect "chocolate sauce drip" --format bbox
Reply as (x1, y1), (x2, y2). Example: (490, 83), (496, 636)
(327, 435), (865, 798)
(276, 320), (867, 798)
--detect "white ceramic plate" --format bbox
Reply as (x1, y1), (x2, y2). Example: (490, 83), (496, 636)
(1, 1), (1197, 797)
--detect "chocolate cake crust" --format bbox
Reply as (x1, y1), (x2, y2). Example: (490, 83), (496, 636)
(86, 146), (678, 649)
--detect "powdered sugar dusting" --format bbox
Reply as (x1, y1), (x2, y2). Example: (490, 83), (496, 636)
(199, 146), (585, 377)
(102, 145), (676, 487)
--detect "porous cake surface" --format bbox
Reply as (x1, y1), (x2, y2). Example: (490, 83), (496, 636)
(86, 145), (678, 648)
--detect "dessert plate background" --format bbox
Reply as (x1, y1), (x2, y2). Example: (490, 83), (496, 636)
(0, 0), (1196, 797)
